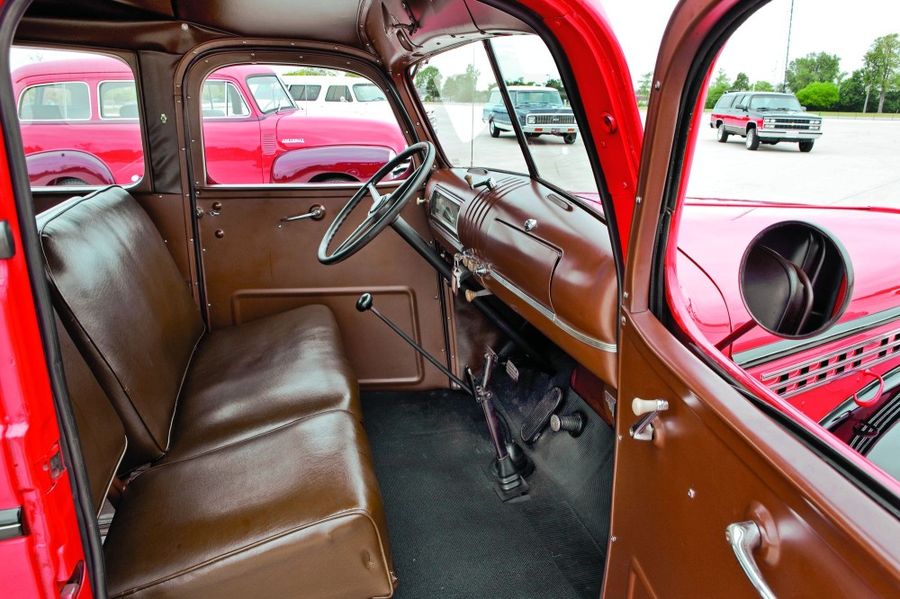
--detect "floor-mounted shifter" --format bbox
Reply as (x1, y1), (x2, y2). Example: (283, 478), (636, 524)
(357, 293), (533, 501)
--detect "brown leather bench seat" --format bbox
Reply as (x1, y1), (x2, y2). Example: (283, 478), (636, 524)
(40, 186), (395, 598)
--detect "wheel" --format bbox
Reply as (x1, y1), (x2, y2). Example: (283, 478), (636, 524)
(798, 140), (814, 153)
(489, 120), (500, 138)
(55, 177), (87, 186)
(716, 123), (729, 143)
(745, 127), (760, 151)
(563, 133), (577, 144)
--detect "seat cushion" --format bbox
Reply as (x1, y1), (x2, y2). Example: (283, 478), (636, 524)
(166, 305), (360, 460)
(104, 411), (394, 599)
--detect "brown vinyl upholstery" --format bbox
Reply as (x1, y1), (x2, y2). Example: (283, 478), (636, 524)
(38, 186), (360, 467)
(57, 317), (127, 516)
(40, 186), (204, 467)
(104, 412), (393, 599)
(167, 305), (359, 460)
(42, 186), (394, 598)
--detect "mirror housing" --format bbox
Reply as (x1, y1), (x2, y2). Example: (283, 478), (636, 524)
(739, 221), (853, 339)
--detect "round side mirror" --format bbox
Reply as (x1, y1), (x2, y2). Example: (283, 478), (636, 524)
(739, 221), (853, 339)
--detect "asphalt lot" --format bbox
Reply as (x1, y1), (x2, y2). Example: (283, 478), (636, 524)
(428, 102), (900, 208)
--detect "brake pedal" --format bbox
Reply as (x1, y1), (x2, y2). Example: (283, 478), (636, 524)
(520, 386), (563, 444)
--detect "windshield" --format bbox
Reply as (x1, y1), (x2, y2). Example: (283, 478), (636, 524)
(353, 83), (387, 102)
(514, 90), (562, 106)
(748, 94), (803, 111)
(246, 74), (295, 113)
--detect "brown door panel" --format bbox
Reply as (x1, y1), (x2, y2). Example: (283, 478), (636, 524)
(606, 311), (899, 598)
(195, 186), (447, 390)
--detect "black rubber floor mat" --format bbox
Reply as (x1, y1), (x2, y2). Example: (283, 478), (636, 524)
(363, 390), (604, 599)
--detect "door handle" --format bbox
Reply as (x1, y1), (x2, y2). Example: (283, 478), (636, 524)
(629, 398), (668, 441)
(279, 204), (326, 225)
(725, 521), (777, 599)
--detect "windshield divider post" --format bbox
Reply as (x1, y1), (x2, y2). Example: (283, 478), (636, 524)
(483, 39), (538, 179)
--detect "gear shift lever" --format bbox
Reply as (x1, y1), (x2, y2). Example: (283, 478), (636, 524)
(356, 293), (472, 393)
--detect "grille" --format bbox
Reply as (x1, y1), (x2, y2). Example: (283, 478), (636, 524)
(768, 118), (813, 130)
(761, 328), (900, 398)
(262, 133), (277, 155)
(531, 114), (575, 125)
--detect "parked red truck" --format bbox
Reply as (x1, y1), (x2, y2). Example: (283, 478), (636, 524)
(12, 57), (407, 186)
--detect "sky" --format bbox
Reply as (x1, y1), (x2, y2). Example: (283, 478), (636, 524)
(603, 0), (900, 86)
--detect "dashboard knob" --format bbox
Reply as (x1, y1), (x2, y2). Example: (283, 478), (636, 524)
(524, 218), (538, 232)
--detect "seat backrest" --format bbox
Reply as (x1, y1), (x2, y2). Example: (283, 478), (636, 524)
(39, 186), (204, 466)
(57, 316), (126, 515)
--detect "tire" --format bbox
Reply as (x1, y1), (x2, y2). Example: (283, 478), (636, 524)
(716, 123), (729, 143)
(745, 127), (760, 151)
(563, 133), (577, 144)
(489, 120), (500, 138)
(55, 177), (87, 186)
(798, 140), (814, 153)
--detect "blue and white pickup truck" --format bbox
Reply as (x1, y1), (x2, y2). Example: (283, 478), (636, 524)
(482, 85), (578, 144)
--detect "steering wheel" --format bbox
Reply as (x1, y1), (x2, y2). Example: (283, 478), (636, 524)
(317, 141), (435, 265)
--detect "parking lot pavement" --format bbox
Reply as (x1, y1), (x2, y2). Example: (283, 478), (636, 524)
(428, 102), (900, 208)
(689, 117), (900, 208)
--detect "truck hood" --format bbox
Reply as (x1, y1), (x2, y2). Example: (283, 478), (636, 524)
(677, 198), (900, 354)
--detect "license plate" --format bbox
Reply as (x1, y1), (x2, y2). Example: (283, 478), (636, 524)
(550, 128), (560, 134)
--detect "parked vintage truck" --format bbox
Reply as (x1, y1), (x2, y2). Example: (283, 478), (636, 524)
(13, 58), (408, 186)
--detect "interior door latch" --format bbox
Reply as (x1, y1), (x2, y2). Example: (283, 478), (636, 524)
(629, 398), (669, 441)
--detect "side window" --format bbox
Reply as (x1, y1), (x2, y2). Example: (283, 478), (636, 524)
(411, 42), (530, 173)
(325, 85), (352, 102)
(288, 84), (321, 101)
(714, 94), (735, 110)
(200, 80), (250, 117)
(11, 46), (145, 188)
(199, 64), (407, 186)
(19, 82), (90, 120)
(99, 81), (138, 119)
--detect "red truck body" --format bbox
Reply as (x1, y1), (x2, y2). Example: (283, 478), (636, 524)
(12, 57), (407, 187)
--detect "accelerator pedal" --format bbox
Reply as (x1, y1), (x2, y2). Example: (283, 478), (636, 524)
(520, 386), (564, 444)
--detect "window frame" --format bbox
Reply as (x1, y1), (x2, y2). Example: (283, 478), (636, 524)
(245, 73), (295, 114)
(17, 80), (92, 122)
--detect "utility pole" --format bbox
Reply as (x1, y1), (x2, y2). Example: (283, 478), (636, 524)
(782, 0), (795, 92)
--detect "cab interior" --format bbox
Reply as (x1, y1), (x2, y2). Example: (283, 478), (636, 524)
(5, 0), (624, 597)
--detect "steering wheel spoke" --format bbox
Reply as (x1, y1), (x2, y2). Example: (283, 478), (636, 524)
(316, 142), (435, 265)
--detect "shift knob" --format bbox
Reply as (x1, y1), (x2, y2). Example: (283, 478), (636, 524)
(356, 293), (374, 312)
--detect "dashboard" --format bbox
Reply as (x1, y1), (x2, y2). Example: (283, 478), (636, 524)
(425, 168), (620, 386)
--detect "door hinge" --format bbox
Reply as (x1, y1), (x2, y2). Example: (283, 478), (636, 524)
(0, 220), (15, 259)
(0, 507), (25, 541)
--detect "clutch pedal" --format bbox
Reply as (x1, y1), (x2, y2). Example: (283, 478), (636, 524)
(520, 386), (563, 444)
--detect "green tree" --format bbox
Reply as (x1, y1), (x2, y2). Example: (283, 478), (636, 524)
(283, 67), (332, 76)
(442, 64), (479, 102)
(704, 69), (730, 109)
(785, 52), (841, 91)
(752, 80), (774, 91)
(836, 69), (868, 111)
(414, 65), (443, 101)
(796, 81), (839, 110)
(544, 77), (567, 103)
(863, 33), (900, 113)
(732, 72), (750, 91)
(635, 71), (652, 106)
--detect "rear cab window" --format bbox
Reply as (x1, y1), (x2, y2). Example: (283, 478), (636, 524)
(11, 46), (145, 188)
